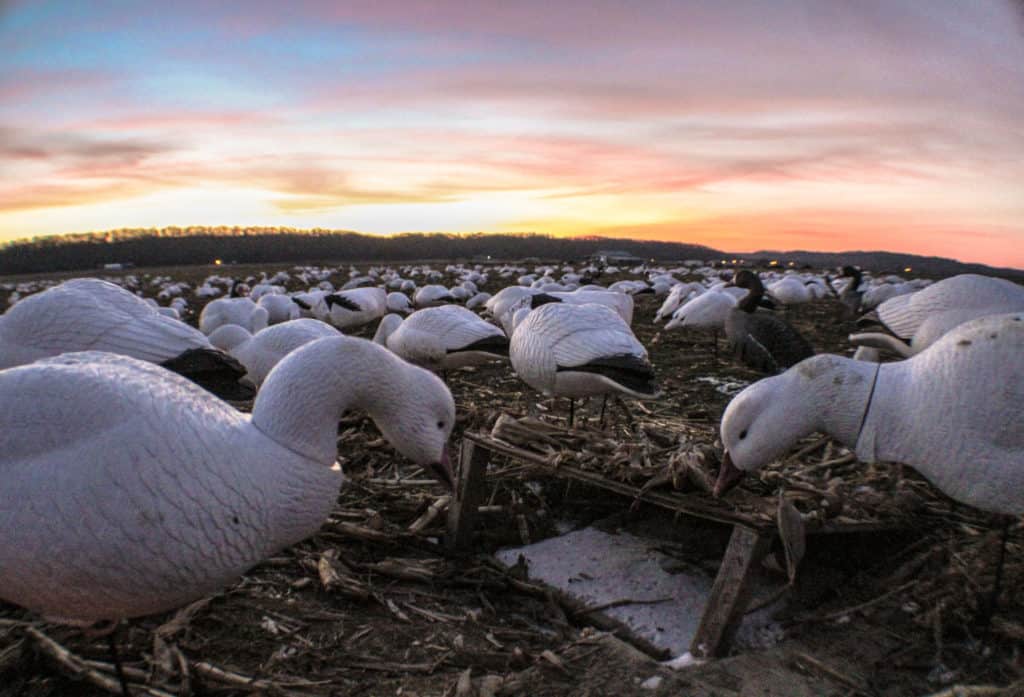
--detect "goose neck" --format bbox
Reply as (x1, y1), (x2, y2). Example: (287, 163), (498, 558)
(251, 337), (399, 464)
(800, 355), (877, 447)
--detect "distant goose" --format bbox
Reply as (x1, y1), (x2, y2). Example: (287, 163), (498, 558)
(0, 278), (252, 399)
(209, 318), (342, 387)
(324, 287), (387, 329)
(766, 276), (813, 305)
(664, 289), (737, 358)
(199, 296), (269, 335)
(837, 266), (864, 318)
(0, 337), (455, 626)
(414, 284), (456, 308)
(465, 292), (492, 311)
(373, 305), (509, 372)
(257, 293), (301, 325)
(725, 270), (814, 374)
(870, 274), (1024, 340)
(654, 282), (703, 322)
(386, 291), (414, 314)
(510, 302), (658, 425)
(716, 313), (1024, 517)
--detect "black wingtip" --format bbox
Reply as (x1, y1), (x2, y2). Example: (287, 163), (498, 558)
(449, 334), (510, 356)
(530, 293), (563, 309)
(325, 294), (362, 312)
(160, 348), (256, 400)
(558, 353), (658, 396)
(292, 297), (312, 310)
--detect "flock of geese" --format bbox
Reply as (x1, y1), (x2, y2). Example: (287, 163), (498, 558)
(0, 260), (1021, 641)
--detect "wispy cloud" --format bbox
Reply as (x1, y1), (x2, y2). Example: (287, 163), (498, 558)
(1, 0), (1022, 267)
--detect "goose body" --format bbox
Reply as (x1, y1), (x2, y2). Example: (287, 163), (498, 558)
(0, 279), (252, 397)
(718, 313), (1024, 514)
(510, 302), (657, 400)
(0, 279), (213, 369)
(199, 297), (269, 335)
(766, 276), (812, 305)
(874, 274), (1024, 339)
(386, 291), (414, 314)
(664, 290), (736, 331)
(654, 282), (703, 322)
(414, 284), (455, 307)
(373, 305), (508, 371)
(725, 271), (814, 374)
(324, 287), (387, 329)
(208, 318), (342, 386)
(0, 337), (455, 624)
(257, 293), (302, 325)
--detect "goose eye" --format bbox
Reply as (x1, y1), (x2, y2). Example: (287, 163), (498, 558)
(437, 421), (445, 430)
(739, 429), (748, 440)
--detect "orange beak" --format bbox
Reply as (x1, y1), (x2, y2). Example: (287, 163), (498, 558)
(713, 451), (744, 498)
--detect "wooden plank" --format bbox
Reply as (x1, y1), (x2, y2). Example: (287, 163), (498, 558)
(465, 431), (911, 534)
(690, 525), (773, 658)
(445, 439), (490, 552)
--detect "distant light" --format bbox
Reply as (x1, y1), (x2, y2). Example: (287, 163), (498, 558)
(214, 259), (223, 266)
(731, 259), (738, 264)
(769, 260), (778, 266)
(721, 259), (728, 264)
(788, 261), (796, 267)
(903, 266), (912, 273)
(487, 255), (491, 260)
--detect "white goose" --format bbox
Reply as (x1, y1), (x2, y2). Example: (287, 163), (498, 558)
(208, 318), (342, 387)
(199, 296), (269, 335)
(664, 289), (737, 357)
(372, 305), (509, 372)
(871, 274), (1024, 340)
(0, 336), (455, 625)
(0, 278), (251, 398)
(716, 313), (1024, 515)
(510, 303), (658, 424)
(324, 287), (388, 329)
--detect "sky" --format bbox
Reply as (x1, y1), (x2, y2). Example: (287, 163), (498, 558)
(1, 1), (1023, 268)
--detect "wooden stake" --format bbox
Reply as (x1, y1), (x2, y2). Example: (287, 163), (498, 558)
(446, 439), (489, 551)
(690, 525), (771, 658)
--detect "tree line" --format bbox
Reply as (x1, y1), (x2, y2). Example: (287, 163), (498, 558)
(0, 228), (720, 274)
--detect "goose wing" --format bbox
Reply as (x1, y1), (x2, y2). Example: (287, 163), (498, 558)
(405, 306), (505, 352)
(3, 281), (209, 363)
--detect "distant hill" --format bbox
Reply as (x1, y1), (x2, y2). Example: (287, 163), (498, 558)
(0, 226), (1019, 279)
(738, 249), (1024, 280)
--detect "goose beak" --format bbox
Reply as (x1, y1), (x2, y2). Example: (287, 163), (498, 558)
(713, 451), (744, 498)
(428, 443), (455, 491)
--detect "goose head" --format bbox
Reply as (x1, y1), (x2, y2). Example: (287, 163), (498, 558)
(371, 363), (456, 489)
(715, 370), (815, 496)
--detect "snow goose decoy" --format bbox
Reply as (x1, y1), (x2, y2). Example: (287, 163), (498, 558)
(372, 305), (509, 374)
(725, 270), (814, 374)
(324, 287), (387, 329)
(0, 278), (252, 399)
(510, 302), (658, 426)
(199, 296), (269, 335)
(716, 313), (1024, 619)
(664, 289), (737, 359)
(208, 318), (342, 387)
(716, 313), (1024, 515)
(0, 336), (455, 626)
(866, 273), (1024, 341)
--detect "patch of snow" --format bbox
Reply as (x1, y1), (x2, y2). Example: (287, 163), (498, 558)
(694, 375), (750, 396)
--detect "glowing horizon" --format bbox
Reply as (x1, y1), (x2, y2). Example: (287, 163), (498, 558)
(2, 1), (1023, 268)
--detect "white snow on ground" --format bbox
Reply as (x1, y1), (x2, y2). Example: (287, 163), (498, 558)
(496, 526), (784, 658)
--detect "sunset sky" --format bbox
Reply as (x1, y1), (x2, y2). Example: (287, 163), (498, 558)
(2, 1), (1023, 267)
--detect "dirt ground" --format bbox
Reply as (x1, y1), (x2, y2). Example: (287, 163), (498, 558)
(0, 262), (1021, 697)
